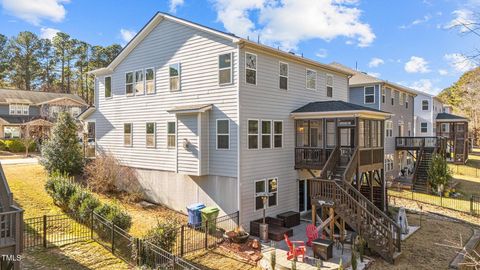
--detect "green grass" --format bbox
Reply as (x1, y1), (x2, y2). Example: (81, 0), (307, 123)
(448, 148), (480, 198)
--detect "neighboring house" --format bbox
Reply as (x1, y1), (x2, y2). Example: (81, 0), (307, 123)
(329, 63), (417, 181)
(0, 89), (88, 139)
(82, 14), (394, 259)
(411, 90), (444, 137)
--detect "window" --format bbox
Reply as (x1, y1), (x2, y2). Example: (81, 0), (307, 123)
(261, 120), (271, 149)
(9, 104), (29, 115)
(4, 127), (20, 139)
(135, 70), (144, 95)
(245, 53), (257, 85)
(385, 120), (393, 137)
(23, 105), (29, 115)
(382, 88), (385, 103)
(169, 63), (180, 91)
(394, 91), (399, 105)
(248, 120), (259, 149)
(254, 178), (278, 210)
(364, 86), (375, 104)
(422, 100), (429, 110)
(124, 123), (132, 146)
(219, 53), (232, 85)
(398, 121), (404, 136)
(216, 119), (230, 149)
(385, 154), (394, 172)
(399, 92), (404, 105)
(145, 68), (155, 94)
(146, 122), (156, 148)
(407, 122), (412, 136)
(167, 122), (176, 148)
(9, 104), (15, 115)
(105, 76), (111, 98)
(273, 121), (283, 148)
(125, 72), (134, 96)
(279, 62), (288, 90)
(406, 95), (409, 109)
(306, 69), (317, 90)
(389, 88), (394, 105)
(420, 122), (428, 133)
(326, 74), (333, 97)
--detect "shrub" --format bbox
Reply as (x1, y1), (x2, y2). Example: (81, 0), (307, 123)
(69, 189), (94, 219)
(0, 140), (6, 151)
(78, 195), (100, 223)
(144, 215), (181, 252)
(52, 178), (80, 210)
(94, 203), (132, 231)
(428, 153), (452, 194)
(5, 139), (24, 152)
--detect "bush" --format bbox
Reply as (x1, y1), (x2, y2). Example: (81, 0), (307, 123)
(0, 140), (6, 151)
(94, 203), (132, 231)
(4, 139), (24, 152)
(428, 153), (453, 194)
(144, 215), (181, 252)
(69, 189), (94, 219)
(78, 195), (100, 223)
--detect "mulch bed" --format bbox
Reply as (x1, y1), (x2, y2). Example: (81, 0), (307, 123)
(219, 239), (263, 266)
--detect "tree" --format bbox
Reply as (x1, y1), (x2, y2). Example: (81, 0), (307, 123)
(38, 38), (57, 91)
(427, 154), (452, 194)
(52, 32), (72, 92)
(0, 34), (9, 88)
(7, 31), (42, 90)
(19, 123), (38, 157)
(40, 112), (84, 175)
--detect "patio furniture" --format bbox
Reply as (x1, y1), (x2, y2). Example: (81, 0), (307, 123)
(277, 211), (300, 228)
(312, 238), (333, 260)
(306, 224), (318, 247)
(250, 217), (293, 241)
(284, 234), (306, 262)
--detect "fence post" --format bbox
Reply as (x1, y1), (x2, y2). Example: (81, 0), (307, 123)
(180, 225), (185, 257)
(90, 211), (94, 239)
(471, 196), (474, 215)
(135, 238), (140, 266)
(42, 215), (47, 248)
(204, 220), (208, 250)
(111, 221), (115, 255)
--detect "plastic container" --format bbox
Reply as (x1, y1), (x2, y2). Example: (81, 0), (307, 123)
(186, 203), (205, 227)
(201, 206), (220, 234)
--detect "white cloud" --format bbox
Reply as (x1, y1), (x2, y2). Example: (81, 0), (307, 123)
(400, 14), (432, 29)
(444, 53), (477, 72)
(212, 0), (375, 50)
(315, 49), (328, 58)
(169, 0), (185, 13)
(404, 56), (430, 73)
(445, 9), (475, 33)
(438, 69), (448, 76)
(367, 72), (381, 78)
(368, 57), (384, 68)
(40, 27), (60, 40)
(408, 79), (440, 94)
(120, 29), (137, 44)
(1, 0), (69, 25)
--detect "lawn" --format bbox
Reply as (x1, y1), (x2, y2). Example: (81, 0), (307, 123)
(449, 148), (480, 198)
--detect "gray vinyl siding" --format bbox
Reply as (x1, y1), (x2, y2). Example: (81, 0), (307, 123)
(200, 111), (209, 175)
(238, 47), (349, 225)
(349, 85), (380, 110)
(177, 114), (199, 174)
(0, 104), (40, 116)
(90, 19), (238, 177)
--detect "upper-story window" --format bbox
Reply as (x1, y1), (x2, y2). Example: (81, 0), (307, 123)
(385, 120), (393, 137)
(399, 92), (404, 105)
(422, 100), (429, 110)
(146, 122), (156, 148)
(135, 70), (144, 95)
(381, 89), (385, 103)
(216, 119), (230, 150)
(169, 63), (181, 91)
(273, 121), (283, 148)
(364, 86), (375, 104)
(245, 53), (257, 85)
(406, 95), (409, 109)
(248, 120), (259, 149)
(279, 62), (288, 90)
(306, 69), (317, 90)
(219, 53), (232, 85)
(124, 123), (132, 146)
(145, 68), (155, 94)
(326, 74), (333, 97)
(105, 76), (112, 98)
(420, 122), (428, 133)
(125, 72), (134, 96)
(9, 104), (29, 115)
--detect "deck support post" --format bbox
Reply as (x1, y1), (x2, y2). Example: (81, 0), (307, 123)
(329, 207), (335, 241)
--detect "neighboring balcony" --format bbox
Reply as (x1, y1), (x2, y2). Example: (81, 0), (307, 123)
(395, 137), (445, 150)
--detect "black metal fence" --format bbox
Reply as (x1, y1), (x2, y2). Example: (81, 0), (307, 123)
(449, 164), (480, 177)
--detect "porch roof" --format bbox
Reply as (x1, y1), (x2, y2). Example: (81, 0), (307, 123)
(0, 115), (44, 124)
(436, 112), (468, 122)
(167, 104), (212, 114)
(291, 100), (392, 119)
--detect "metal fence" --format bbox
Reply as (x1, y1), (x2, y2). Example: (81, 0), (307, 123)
(449, 164), (480, 177)
(388, 189), (480, 216)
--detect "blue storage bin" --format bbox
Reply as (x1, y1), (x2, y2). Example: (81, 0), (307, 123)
(187, 203), (205, 227)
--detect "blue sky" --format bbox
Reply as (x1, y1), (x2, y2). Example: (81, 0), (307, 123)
(0, 0), (478, 94)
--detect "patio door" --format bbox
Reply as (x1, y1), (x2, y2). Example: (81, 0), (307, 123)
(338, 127), (355, 166)
(298, 179), (311, 213)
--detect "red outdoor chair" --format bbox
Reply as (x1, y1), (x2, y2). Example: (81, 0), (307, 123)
(306, 224), (319, 247)
(284, 234), (306, 262)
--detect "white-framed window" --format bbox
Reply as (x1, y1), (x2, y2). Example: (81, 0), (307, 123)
(248, 119), (259, 149)
(105, 76), (112, 98)
(422, 100), (429, 111)
(135, 70), (144, 95)
(216, 119), (230, 150)
(421, 122), (428, 133)
(245, 52), (257, 85)
(146, 122), (156, 148)
(9, 104), (29, 115)
(145, 68), (155, 94)
(382, 88), (385, 103)
(306, 69), (317, 90)
(399, 92), (404, 105)
(261, 120), (272, 149)
(407, 122), (412, 136)
(167, 121), (176, 148)
(125, 72), (134, 96)
(219, 53), (233, 85)
(254, 178), (278, 210)
(4, 126), (21, 139)
(279, 62), (288, 90)
(124, 123), (132, 146)
(385, 154), (394, 172)
(385, 120), (393, 137)
(326, 74), (334, 97)
(273, 121), (283, 148)
(9, 104), (15, 115)
(389, 88), (394, 105)
(364, 86), (375, 104)
(23, 105), (29, 115)
(169, 63), (181, 91)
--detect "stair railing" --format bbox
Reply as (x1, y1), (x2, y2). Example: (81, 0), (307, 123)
(319, 146), (340, 179)
(342, 147), (358, 182)
(412, 145), (425, 188)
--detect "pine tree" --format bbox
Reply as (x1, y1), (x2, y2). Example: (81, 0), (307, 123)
(40, 112), (84, 175)
(7, 31), (42, 90)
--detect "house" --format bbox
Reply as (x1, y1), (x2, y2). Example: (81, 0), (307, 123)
(83, 13), (400, 262)
(0, 89), (88, 139)
(411, 90), (444, 137)
(329, 63), (417, 182)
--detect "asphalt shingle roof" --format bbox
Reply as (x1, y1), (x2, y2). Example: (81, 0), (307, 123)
(292, 100), (389, 114)
(436, 112), (468, 121)
(0, 89), (86, 105)
(0, 115), (43, 124)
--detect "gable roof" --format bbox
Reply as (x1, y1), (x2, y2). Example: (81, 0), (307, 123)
(0, 89), (87, 106)
(329, 62), (417, 95)
(90, 12), (352, 77)
(436, 112), (469, 122)
(291, 100), (390, 114)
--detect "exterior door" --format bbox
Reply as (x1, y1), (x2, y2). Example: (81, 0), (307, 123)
(298, 180), (311, 213)
(338, 127), (355, 166)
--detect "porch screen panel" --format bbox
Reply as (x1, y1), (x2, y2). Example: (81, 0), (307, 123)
(326, 120), (336, 148)
(296, 120), (308, 147)
(359, 120), (365, 148)
(309, 120), (323, 147)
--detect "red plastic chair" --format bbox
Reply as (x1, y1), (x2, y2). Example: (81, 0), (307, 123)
(284, 234), (306, 262)
(306, 224), (319, 246)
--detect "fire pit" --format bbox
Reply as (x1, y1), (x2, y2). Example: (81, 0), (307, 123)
(224, 226), (250, 243)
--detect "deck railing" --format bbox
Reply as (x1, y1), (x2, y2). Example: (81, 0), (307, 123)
(395, 137), (445, 149)
(0, 206), (23, 253)
(295, 147), (330, 169)
(319, 146), (340, 179)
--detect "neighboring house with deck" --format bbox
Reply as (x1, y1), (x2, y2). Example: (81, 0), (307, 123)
(83, 13), (402, 262)
(0, 89), (88, 139)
